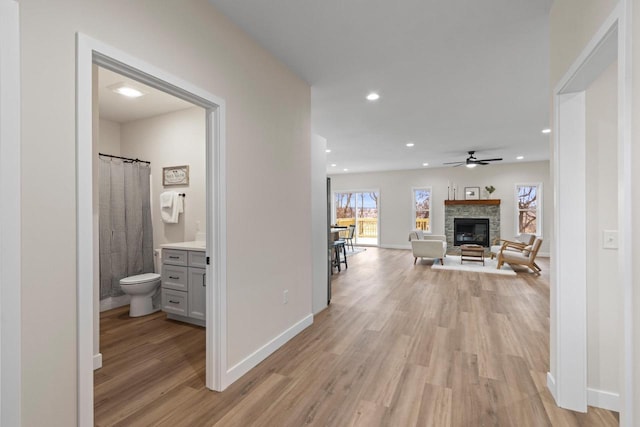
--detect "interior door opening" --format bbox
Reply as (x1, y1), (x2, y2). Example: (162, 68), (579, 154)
(77, 33), (227, 426)
(93, 64), (210, 423)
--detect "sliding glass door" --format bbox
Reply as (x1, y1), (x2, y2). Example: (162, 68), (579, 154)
(334, 191), (379, 245)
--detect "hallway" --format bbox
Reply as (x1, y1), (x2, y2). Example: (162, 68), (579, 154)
(95, 248), (617, 426)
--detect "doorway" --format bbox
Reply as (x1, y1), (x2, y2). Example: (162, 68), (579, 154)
(93, 64), (209, 422)
(76, 34), (227, 426)
(551, 5), (632, 423)
(334, 191), (380, 246)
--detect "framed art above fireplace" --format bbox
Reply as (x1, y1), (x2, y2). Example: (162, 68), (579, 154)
(464, 186), (480, 200)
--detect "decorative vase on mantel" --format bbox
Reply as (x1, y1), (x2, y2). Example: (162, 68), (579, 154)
(485, 185), (496, 199)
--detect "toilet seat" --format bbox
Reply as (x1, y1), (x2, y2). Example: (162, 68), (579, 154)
(120, 273), (161, 285)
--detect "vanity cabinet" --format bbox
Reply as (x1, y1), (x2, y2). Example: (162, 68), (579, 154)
(188, 268), (206, 320)
(161, 247), (206, 326)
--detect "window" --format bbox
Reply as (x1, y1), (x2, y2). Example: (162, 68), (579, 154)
(516, 184), (541, 235)
(334, 191), (379, 245)
(412, 188), (431, 232)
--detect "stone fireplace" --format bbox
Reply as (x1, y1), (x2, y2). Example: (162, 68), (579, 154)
(444, 200), (500, 248)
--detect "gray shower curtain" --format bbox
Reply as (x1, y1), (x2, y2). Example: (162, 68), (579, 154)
(99, 157), (154, 299)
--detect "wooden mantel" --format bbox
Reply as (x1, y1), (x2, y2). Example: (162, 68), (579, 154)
(444, 199), (500, 206)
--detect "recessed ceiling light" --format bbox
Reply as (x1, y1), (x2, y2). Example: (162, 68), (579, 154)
(406, 142), (415, 147)
(331, 164), (337, 167)
(109, 83), (144, 98)
(343, 168), (349, 172)
(516, 156), (524, 160)
(422, 162), (429, 166)
(366, 92), (380, 101)
(466, 163), (477, 168)
(326, 149), (332, 153)
(542, 128), (551, 134)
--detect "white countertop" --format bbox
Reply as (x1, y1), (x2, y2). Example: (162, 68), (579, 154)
(160, 241), (206, 251)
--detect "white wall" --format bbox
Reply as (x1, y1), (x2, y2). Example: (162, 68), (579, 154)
(0, 0), (21, 424)
(330, 161), (551, 254)
(98, 118), (121, 156)
(311, 134), (328, 314)
(20, 0), (311, 424)
(120, 107), (206, 247)
(585, 61), (620, 400)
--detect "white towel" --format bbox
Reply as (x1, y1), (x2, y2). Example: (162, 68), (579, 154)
(160, 192), (183, 223)
(160, 191), (174, 208)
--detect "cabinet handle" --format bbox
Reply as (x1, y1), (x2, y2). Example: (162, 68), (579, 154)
(169, 276), (179, 280)
(169, 300), (180, 304)
(169, 256), (180, 259)
(202, 272), (206, 287)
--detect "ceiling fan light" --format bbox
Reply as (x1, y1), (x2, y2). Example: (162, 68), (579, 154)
(466, 163), (477, 168)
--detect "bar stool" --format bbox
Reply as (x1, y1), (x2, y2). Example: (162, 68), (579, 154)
(332, 240), (348, 273)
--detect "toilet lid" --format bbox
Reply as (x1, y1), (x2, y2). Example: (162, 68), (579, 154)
(120, 273), (161, 285)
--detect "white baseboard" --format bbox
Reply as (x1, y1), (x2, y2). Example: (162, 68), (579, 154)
(99, 294), (130, 312)
(93, 353), (102, 370)
(587, 388), (620, 412)
(379, 244), (411, 250)
(223, 314), (313, 387)
(547, 372), (557, 402)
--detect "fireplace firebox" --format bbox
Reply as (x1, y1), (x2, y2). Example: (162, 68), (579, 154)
(453, 218), (490, 247)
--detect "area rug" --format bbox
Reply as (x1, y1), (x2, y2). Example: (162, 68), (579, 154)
(430, 255), (516, 276)
(345, 247), (366, 257)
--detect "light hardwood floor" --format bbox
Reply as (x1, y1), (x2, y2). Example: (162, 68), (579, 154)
(95, 247), (619, 426)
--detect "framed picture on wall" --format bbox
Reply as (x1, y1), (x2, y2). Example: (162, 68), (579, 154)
(464, 186), (480, 200)
(163, 165), (189, 186)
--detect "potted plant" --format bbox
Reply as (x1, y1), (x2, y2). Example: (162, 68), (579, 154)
(485, 185), (496, 199)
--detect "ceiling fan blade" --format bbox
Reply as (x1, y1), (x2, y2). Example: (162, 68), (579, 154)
(476, 158), (503, 162)
(443, 161), (464, 165)
(477, 161), (489, 165)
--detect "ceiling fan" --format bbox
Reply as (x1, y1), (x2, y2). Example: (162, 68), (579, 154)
(443, 151), (503, 168)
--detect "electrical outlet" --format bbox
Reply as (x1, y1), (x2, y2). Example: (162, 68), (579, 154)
(283, 290), (288, 304)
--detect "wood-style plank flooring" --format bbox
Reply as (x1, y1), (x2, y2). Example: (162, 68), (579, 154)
(95, 247), (619, 426)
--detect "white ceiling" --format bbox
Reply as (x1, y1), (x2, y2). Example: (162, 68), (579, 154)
(98, 67), (194, 123)
(208, 0), (553, 173)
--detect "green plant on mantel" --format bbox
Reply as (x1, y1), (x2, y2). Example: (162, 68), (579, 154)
(485, 185), (496, 196)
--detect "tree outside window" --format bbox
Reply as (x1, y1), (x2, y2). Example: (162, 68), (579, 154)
(516, 184), (540, 235)
(413, 188), (431, 232)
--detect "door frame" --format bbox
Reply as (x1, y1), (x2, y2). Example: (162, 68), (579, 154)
(332, 189), (381, 246)
(76, 34), (227, 426)
(549, 2), (633, 423)
(0, 0), (21, 425)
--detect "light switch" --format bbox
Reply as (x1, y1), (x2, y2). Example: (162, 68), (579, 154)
(603, 230), (618, 249)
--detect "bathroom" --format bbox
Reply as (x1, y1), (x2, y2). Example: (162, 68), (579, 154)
(95, 66), (207, 338)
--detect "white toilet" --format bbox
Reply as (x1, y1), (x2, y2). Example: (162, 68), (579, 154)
(119, 273), (161, 317)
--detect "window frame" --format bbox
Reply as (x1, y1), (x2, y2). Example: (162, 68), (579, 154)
(411, 186), (432, 234)
(514, 183), (542, 237)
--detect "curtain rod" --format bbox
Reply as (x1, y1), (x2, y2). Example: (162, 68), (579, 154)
(99, 153), (151, 164)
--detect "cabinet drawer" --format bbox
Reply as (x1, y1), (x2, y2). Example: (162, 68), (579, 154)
(162, 289), (188, 316)
(189, 251), (206, 268)
(163, 249), (188, 266)
(162, 265), (188, 291)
